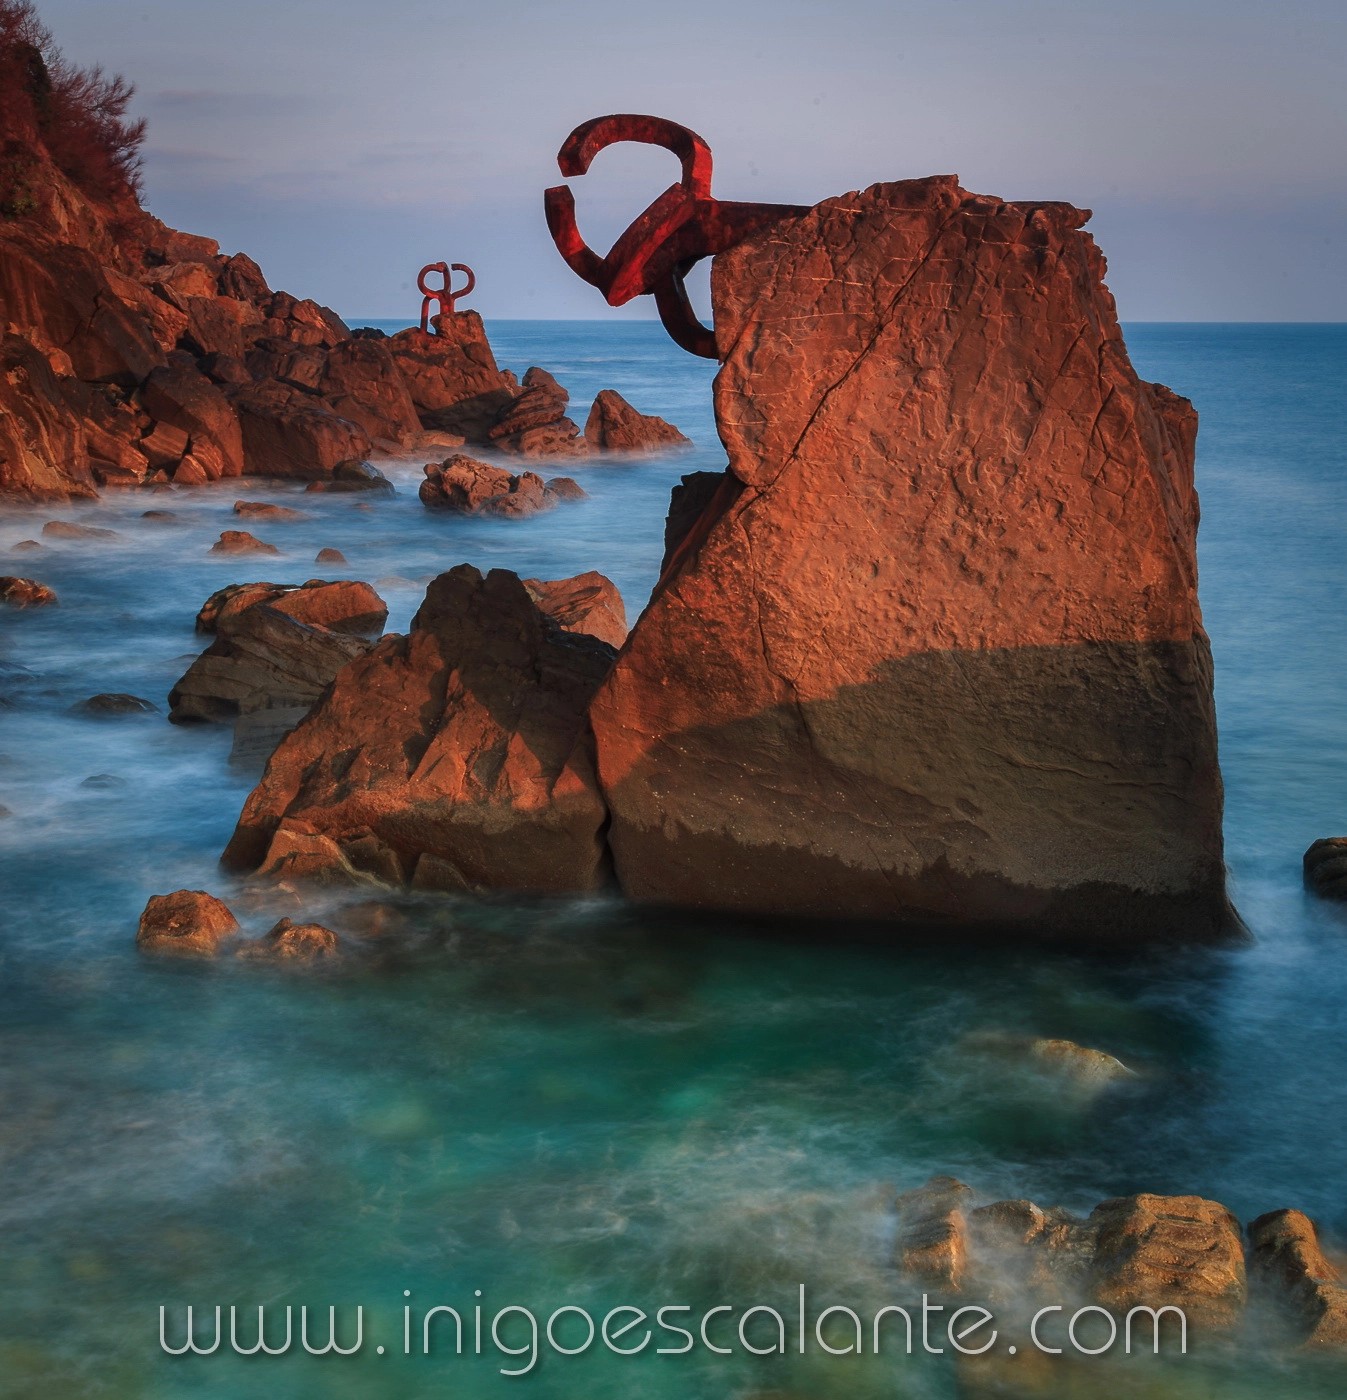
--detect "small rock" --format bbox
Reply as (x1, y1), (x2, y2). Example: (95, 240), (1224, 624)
(1248, 1209), (1347, 1346)
(960, 1031), (1136, 1092)
(0, 805), (11, 819)
(136, 889), (240, 957)
(0, 577), (57, 608)
(172, 456), (210, 485)
(210, 530), (280, 556)
(316, 548), (347, 564)
(42, 521), (121, 541)
(1304, 838), (1347, 901)
(237, 916), (340, 961)
(303, 459), (394, 494)
(80, 773), (127, 789)
(72, 693), (160, 717)
(140, 510), (178, 522)
(543, 476), (587, 502)
(10, 539), (43, 552)
(234, 501), (307, 521)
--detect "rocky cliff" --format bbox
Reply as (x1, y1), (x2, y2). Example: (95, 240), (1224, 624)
(589, 176), (1235, 942)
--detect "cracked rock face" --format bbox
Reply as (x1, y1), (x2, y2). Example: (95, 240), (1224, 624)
(588, 175), (1236, 943)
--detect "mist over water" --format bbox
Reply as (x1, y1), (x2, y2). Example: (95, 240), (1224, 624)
(0, 322), (1344, 1397)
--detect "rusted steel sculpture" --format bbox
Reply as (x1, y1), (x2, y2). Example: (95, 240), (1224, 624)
(418, 261), (476, 333)
(544, 115), (808, 358)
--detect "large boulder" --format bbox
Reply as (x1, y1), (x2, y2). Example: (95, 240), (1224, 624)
(418, 455), (584, 517)
(589, 176), (1235, 944)
(220, 565), (614, 894)
(1247, 1209), (1347, 1346)
(385, 314), (519, 442)
(487, 366), (588, 458)
(584, 389), (689, 453)
(229, 379), (372, 479)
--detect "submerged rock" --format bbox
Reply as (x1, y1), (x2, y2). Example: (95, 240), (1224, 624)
(589, 176), (1236, 943)
(302, 458), (393, 494)
(73, 693), (159, 717)
(42, 520), (120, 541)
(0, 577), (57, 608)
(315, 548), (347, 564)
(136, 889), (239, 956)
(210, 530), (279, 556)
(584, 389), (689, 452)
(237, 916), (340, 962)
(234, 500), (306, 521)
(221, 564), (614, 893)
(1304, 838), (1347, 901)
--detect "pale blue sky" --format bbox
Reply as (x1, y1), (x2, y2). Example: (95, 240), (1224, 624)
(38, 0), (1347, 321)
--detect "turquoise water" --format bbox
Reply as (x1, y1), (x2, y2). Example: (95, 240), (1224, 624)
(0, 322), (1344, 1398)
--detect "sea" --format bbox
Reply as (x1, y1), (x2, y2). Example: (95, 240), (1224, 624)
(0, 321), (1343, 1398)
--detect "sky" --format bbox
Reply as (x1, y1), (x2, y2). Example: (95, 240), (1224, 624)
(37, 0), (1347, 323)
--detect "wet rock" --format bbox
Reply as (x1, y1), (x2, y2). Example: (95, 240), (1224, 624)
(418, 455), (579, 517)
(229, 379), (372, 479)
(403, 429), (467, 453)
(315, 548), (347, 564)
(210, 530), (280, 556)
(302, 458), (393, 494)
(584, 389), (690, 452)
(169, 603), (374, 727)
(234, 501), (306, 521)
(9, 540), (44, 552)
(1088, 1194), (1246, 1330)
(195, 579), (387, 637)
(140, 510), (178, 522)
(895, 1176), (974, 1292)
(80, 773), (127, 789)
(0, 805), (11, 819)
(0, 577), (57, 607)
(73, 693), (159, 717)
(236, 916), (340, 961)
(523, 571), (628, 649)
(1247, 1210), (1347, 1346)
(42, 521), (120, 541)
(136, 889), (240, 956)
(1304, 839), (1347, 901)
(959, 1032), (1137, 1095)
(384, 315), (519, 443)
(589, 176), (1235, 942)
(488, 367), (588, 458)
(221, 564), (614, 894)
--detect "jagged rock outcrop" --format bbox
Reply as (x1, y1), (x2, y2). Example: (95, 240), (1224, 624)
(588, 176), (1235, 943)
(487, 367), (588, 458)
(219, 565), (615, 893)
(1247, 1209), (1347, 1346)
(418, 454), (585, 516)
(584, 389), (689, 453)
(384, 313), (520, 443)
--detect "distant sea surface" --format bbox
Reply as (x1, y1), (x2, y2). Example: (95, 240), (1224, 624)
(0, 321), (1343, 1398)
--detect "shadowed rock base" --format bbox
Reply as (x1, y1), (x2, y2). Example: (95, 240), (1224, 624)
(600, 639), (1236, 944)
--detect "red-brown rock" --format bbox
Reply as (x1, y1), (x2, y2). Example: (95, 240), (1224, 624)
(1248, 1210), (1347, 1346)
(141, 358), (245, 479)
(229, 379), (372, 479)
(136, 889), (239, 956)
(316, 547), (347, 564)
(0, 333), (98, 500)
(234, 500), (306, 521)
(317, 337), (421, 443)
(589, 177), (1234, 943)
(237, 916), (340, 961)
(0, 576), (58, 607)
(488, 366), (588, 458)
(419, 455), (583, 517)
(523, 572), (628, 649)
(584, 389), (689, 453)
(195, 579), (387, 635)
(42, 520), (120, 541)
(220, 565), (614, 893)
(385, 313), (519, 443)
(210, 530), (278, 556)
